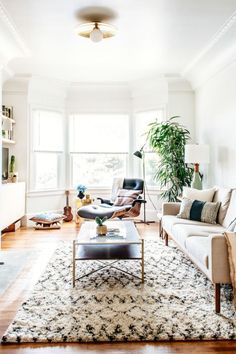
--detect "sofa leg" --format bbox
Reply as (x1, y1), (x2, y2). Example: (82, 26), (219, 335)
(215, 283), (221, 313)
(163, 230), (168, 246)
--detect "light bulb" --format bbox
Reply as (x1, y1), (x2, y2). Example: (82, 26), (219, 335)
(90, 25), (103, 42)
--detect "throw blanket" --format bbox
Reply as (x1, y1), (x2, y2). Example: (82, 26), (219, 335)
(110, 178), (124, 202)
(225, 232), (236, 309)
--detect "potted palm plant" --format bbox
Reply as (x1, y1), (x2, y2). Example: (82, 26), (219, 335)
(147, 116), (193, 201)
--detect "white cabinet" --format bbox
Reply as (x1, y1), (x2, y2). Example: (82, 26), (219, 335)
(0, 182), (25, 231)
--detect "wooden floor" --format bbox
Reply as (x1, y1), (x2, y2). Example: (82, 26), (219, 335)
(0, 222), (236, 354)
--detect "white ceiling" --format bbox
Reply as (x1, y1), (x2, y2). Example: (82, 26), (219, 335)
(2, 0), (236, 82)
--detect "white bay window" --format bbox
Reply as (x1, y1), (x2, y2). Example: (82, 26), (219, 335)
(30, 109), (165, 192)
(69, 114), (129, 188)
(31, 110), (64, 191)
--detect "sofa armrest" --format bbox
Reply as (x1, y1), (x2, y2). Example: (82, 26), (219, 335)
(208, 234), (231, 284)
(162, 202), (181, 216)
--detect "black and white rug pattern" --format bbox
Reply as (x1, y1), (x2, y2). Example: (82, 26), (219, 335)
(2, 239), (236, 343)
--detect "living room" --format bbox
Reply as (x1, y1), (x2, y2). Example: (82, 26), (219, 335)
(0, 0), (236, 353)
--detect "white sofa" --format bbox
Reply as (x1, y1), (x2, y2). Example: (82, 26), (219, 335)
(161, 188), (236, 313)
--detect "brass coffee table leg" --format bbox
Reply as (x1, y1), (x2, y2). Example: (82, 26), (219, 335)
(73, 240), (76, 287)
(141, 239), (144, 283)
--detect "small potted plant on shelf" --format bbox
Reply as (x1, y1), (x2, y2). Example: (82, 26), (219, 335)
(95, 216), (108, 236)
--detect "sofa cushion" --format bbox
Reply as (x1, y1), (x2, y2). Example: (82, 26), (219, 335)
(223, 190), (236, 228)
(177, 198), (220, 224)
(171, 223), (224, 249)
(213, 187), (232, 225)
(182, 187), (215, 202)
(162, 215), (222, 236)
(185, 236), (209, 268)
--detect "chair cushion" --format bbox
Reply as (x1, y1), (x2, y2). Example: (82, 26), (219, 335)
(77, 204), (132, 220)
(182, 187), (215, 202)
(213, 187), (232, 225)
(113, 189), (142, 206)
(177, 198), (220, 224)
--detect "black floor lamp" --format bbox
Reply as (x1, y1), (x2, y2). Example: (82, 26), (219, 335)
(133, 146), (155, 225)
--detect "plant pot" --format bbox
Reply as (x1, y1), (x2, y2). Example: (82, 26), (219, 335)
(96, 225), (108, 236)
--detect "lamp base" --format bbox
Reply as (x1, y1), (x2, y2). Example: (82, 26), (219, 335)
(191, 171), (202, 190)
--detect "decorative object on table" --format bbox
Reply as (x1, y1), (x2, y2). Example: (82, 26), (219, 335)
(76, 184), (87, 199)
(147, 116), (193, 202)
(95, 216), (108, 236)
(82, 194), (93, 206)
(63, 190), (73, 222)
(30, 213), (66, 230)
(77, 178), (146, 221)
(185, 144), (210, 190)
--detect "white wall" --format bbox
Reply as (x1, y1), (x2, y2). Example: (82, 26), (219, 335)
(167, 78), (195, 141)
(195, 62), (236, 188)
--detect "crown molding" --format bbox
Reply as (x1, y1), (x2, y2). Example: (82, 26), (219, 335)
(182, 11), (236, 89)
(1, 64), (14, 84)
(0, 1), (30, 68)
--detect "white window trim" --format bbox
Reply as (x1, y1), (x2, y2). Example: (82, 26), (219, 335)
(28, 107), (166, 193)
(29, 107), (66, 192)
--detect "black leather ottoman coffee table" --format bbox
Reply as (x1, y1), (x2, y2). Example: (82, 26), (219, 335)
(72, 220), (144, 286)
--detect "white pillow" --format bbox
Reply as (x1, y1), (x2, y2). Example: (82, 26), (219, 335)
(182, 187), (216, 202)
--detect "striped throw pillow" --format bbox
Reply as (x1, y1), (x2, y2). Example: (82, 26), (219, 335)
(114, 189), (142, 206)
(177, 198), (221, 224)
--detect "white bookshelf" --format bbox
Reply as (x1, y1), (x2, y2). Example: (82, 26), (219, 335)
(2, 112), (16, 145)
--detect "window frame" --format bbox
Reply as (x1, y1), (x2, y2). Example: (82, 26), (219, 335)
(29, 108), (65, 192)
(68, 112), (130, 189)
(29, 107), (166, 192)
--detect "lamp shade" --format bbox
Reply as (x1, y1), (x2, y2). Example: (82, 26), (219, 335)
(185, 144), (209, 164)
(133, 150), (143, 159)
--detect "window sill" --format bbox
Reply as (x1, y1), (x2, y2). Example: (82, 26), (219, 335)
(27, 187), (163, 198)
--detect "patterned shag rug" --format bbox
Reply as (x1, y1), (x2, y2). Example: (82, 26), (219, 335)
(2, 239), (236, 343)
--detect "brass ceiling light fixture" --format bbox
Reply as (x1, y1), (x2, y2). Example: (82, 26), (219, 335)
(75, 6), (117, 43)
(76, 22), (116, 42)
